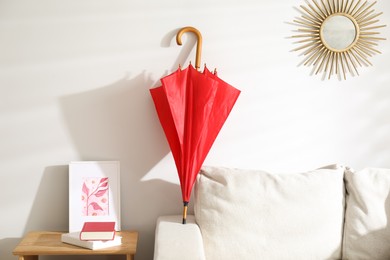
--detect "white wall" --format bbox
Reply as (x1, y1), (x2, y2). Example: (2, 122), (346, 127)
(1, 0), (389, 259)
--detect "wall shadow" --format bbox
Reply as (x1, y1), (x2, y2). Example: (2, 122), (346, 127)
(58, 72), (185, 260)
(53, 28), (196, 260)
(0, 238), (22, 260)
(3, 165), (69, 260)
(23, 165), (69, 232)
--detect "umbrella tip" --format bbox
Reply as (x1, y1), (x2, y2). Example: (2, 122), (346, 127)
(182, 201), (189, 225)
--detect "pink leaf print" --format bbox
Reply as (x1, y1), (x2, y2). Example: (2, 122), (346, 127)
(98, 179), (108, 188)
(82, 177), (109, 216)
(95, 187), (108, 197)
(99, 177), (108, 184)
(89, 202), (103, 211)
(82, 182), (89, 196)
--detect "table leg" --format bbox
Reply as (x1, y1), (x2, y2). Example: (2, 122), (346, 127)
(126, 254), (134, 260)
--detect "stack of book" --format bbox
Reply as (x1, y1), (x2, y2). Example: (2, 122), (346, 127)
(61, 221), (121, 250)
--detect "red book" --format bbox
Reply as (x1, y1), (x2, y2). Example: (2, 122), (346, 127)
(80, 221), (116, 241)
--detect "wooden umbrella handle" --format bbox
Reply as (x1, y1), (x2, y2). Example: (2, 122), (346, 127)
(176, 26), (203, 70)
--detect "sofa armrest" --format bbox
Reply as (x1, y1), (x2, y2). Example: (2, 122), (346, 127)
(154, 215), (206, 260)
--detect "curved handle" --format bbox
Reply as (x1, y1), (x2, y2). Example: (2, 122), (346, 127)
(176, 26), (203, 70)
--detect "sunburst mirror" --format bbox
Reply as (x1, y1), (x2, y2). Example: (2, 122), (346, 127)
(290, 0), (386, 80)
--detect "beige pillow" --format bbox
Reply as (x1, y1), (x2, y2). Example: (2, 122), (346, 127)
(343, 168), (390, 260)
(194, 166), (345, 260)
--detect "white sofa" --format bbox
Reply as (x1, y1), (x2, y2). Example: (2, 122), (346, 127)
(154, 165), (390, 260)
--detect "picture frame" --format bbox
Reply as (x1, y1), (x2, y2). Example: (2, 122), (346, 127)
(69, 161), (121, 232)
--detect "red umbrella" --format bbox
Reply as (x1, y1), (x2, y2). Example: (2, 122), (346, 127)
(150, 27), (240, 224)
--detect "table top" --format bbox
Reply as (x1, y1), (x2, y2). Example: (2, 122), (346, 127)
(13, 231), (138, 256)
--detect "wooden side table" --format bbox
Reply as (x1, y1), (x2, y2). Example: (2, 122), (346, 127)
(13, 231), (138, 260)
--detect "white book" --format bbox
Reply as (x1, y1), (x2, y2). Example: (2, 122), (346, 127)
(61, 232), (122, 250)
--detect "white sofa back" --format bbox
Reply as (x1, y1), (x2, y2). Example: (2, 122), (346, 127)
(154, 166), (390, 260)
(194, 166), (345, 260)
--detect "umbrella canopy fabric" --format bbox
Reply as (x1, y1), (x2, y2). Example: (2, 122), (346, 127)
(150, 64), (240, 223)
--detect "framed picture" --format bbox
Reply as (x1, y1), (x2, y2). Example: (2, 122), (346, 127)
(69, 161), (121, 232)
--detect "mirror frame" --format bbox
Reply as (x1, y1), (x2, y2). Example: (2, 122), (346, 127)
(290, 0), (386, 80)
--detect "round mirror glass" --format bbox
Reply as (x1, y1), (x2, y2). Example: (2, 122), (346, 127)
(321, 15), (356, 50)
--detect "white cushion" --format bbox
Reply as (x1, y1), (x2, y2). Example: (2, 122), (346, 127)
(194, 166), (345, 260)
(343, 168), (390, 260)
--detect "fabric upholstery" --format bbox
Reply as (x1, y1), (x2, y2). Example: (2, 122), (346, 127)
(194, 166), (345, 260)
(343, 168), (390, 260)
(154, 215), (206, 260)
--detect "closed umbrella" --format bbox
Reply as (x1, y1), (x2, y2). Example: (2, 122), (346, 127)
(150, 27), (240, 224)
